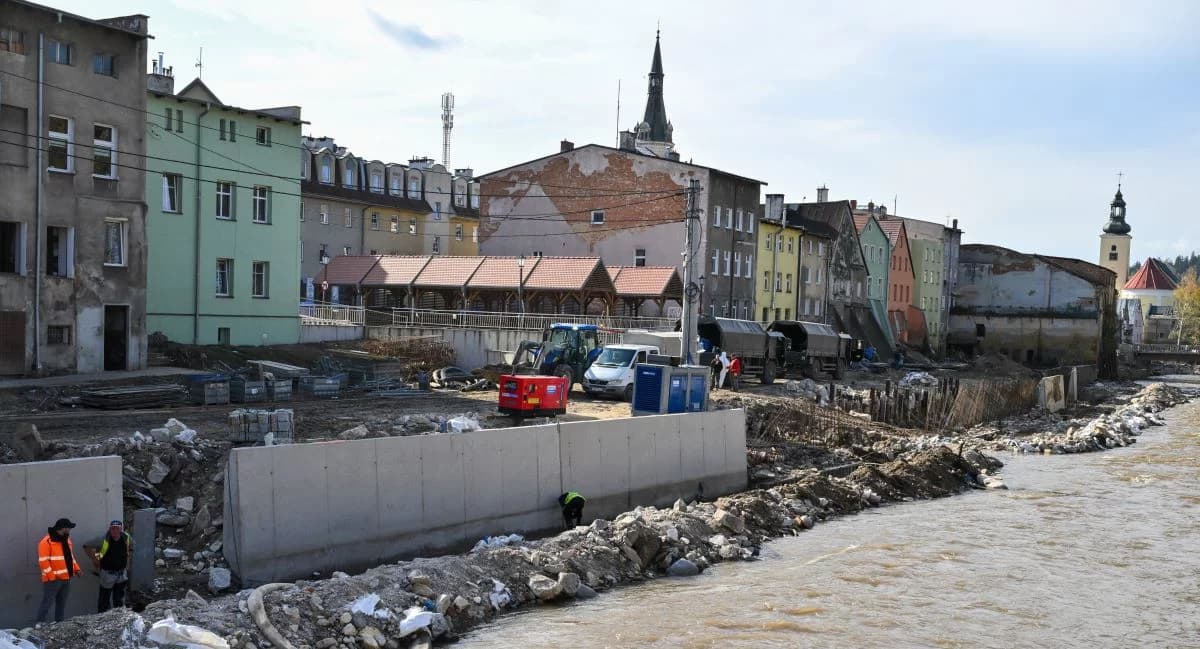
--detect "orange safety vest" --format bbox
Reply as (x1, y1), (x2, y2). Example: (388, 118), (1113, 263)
(37, 534), (78, 583)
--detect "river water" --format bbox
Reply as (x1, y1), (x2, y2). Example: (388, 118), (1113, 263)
(458, 383), (1200, 648)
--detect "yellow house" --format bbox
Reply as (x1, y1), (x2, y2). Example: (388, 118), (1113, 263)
(449, 214), (480, 256)
(755, 207), (801, 323)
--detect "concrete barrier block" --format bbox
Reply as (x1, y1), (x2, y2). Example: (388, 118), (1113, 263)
(629, 415), (673, 491)
(678, 415), (706, 481)
(700, 412), (727, 478)
(269, 444), (329, 557)
(324, 440), (380, 549)
(420, 434), (466, 530)
(534, 424), (562, 509)
(724, 409), (747, 473)
(496, 424), (552, 515)
(226, 448), (277, 571)
(0, 464), (29, 573)
(376, 437), (425, 538)
(462, 430), (505, 522)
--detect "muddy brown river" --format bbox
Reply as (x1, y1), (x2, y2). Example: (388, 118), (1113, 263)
(458, 382), (1200, 648)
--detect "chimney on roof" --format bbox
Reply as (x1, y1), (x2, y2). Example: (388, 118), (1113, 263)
(867, 201), (875, 212)
(952, 218), (959, 230)
(561, 139), (574, 152)
(850, 199), (857, 209)
(147, 52), (175, 94)
(765, 194), (784, 223)
(879, 205), (887, 216)
(816, 185), (829, 203)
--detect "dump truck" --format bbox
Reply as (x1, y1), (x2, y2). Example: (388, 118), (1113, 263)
(696, 316), (784, 384)
(766, 320), (851, 379)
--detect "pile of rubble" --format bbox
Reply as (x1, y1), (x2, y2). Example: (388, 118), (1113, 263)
(999, 382), (1191, 455)
(29, 445), (1000, 649)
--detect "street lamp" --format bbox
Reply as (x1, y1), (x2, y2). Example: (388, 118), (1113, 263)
(517, 255), (525, 315)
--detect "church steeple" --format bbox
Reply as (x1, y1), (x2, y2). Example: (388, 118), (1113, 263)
(1103, 185), (1130, 235)
(638, 30), (672, 145)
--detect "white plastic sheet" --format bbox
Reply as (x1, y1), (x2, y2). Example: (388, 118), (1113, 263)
(398, 608), (435, 637)
(144, 616), (230, 649)
(0, 630), (38, 649)
(471, 533), (524, 552)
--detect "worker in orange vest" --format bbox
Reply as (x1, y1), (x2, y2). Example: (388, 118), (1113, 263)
(728, 355), (743, 392)
(36, 517), (81, 623)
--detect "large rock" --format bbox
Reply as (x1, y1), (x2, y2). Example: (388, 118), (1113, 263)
(556, 572), (580, 597)
(3, 423), (44, 462)
(147, 455), (170, 484)
(667, 558), (700, 577)
(156, 509), (191, 527)
(575, 583), (598, 599)
(189, 504), (212, 536)
(338, 425), (369, 441)
(208, 567), (231, 593)
(528, 574), (562, 601)
(712, 509), (745, 534)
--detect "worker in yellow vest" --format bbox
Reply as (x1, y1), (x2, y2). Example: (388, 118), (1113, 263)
(84, 520), (135, 613)
(36, 518), (80, 623)
(559, 491), (586, 528)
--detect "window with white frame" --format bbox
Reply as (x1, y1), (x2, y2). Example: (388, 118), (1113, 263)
(252, 186), (270, 223)
(455, 224), (464, 241)
(816, 266), (823, 284)
(774, 272), (781, 291)
(776, 235), (782, 252)
(319, 244), (328, 264)
(47, 39), (72, 65)
(409, 217), (417, 235)
(591, 210), (605, 225)
(471, 227), (478, 243)
(320, 204), (329, 225)
(229, 121), (237, 142)
(725, 207), (733, 229)
(92, 124), (116, 178)
(103, 219), (126, 266)
(807, 239), (813, 254)
(0, 27), (26, 55)
(216, 182), (235, 219)
(787, 237), (793, 253)
(814, 300), (821, 316)
(735, 209), (743, 231)
(370, 212), (378, 230)
(747, 211), (754, 234)
(723, 250), (731, 276)
(432, 236), (441, 254)
(390, 216), (399, 233)
(733, 251), (741, 277)
(711, 248), (719, 275)
(47, 115), (72, 172)
(255, 126), (271, 146)
(712, 205), (721, 227)
(219, 119), (227, 140)
(343, 246), (352, 256)
(745, 254), (752, 278)
(434, 201), (441, 220)
(252, 261), (269, 297)
(344, 208), (352, 228)
(215, 258), (232, 296)
(764, 233), (772, 250)
(634, 248), (646, 267)
(818, 242), (826, 257)
(45, 226), (72, 278)
(161, 173), (181, 212)
(786, 273), (792, 292)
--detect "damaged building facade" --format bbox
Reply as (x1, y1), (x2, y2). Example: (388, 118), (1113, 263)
(0, 1), (150, 374)
(949, 244), (1117, 375)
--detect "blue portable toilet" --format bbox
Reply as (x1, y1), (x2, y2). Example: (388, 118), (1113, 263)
(631, 364), (709, 416)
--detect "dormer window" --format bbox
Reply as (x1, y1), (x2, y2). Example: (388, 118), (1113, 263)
(301, 152), (310, 180)
(408, 177), (420, 197)
(343, 165), (355, 187)
(390, 175), (401, 195)
(319, 157), (331, 184)
(370, 171), (383, 193)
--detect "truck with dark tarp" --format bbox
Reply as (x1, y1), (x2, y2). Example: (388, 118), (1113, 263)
(696, 316), (784, 384)
(767, 320), (851, 379)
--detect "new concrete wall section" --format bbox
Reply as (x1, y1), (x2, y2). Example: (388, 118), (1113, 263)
(225, 410), (746, 585)
(0, 457), (123, 628)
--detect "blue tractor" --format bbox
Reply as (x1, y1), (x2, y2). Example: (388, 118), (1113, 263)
(529, 323), (604, 389)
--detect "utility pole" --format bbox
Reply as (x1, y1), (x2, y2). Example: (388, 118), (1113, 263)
(681, 179), (701, 365)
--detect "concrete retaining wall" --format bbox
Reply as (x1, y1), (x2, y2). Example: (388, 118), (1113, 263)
(1038, 375), (1066, 412)
(0, 457), (124, 628)
(300, 325), (365, 343)
(224, 410), (747, 585)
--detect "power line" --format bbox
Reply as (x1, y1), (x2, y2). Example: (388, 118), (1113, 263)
(0, 126), (680, 200)
(0, 69), (693, 194)
(0, 136), (688, 223)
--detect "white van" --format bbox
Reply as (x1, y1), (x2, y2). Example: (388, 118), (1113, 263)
(583, 344), (659, 401)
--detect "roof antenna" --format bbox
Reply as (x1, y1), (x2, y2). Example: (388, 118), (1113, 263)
(615, 79), (621, 148)
(194, 46), (203, 79)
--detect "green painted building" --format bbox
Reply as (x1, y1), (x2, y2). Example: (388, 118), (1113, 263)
(145, 74), (303, 345)
(853, 213), (893, 346)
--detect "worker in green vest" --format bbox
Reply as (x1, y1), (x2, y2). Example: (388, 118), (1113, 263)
(558, 491), (586, 528)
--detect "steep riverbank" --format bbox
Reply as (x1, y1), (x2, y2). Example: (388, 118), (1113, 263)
(21, 383), (1192, 649)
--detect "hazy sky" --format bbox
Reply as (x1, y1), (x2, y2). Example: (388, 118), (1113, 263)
(55, 0), (1200, 264)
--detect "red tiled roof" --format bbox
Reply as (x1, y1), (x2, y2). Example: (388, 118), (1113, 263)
(523, 257), (607, 291)
(1124, 258), (1178, 291)
(361, 256), (431, 287)
(853, 214), (870, 234)
(466, 257), (527, 289)
(876, 219), (907, 247)
(609, 266), (683, 297)
(316, 255), (380, 285)
(412, 256), (486, 288)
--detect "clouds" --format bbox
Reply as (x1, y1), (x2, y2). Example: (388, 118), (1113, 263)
(366, 8), (454, 51)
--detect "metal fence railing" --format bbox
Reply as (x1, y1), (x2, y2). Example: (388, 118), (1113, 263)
(1134, 344), (1200, 354)
(299, 304), (365, 326)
